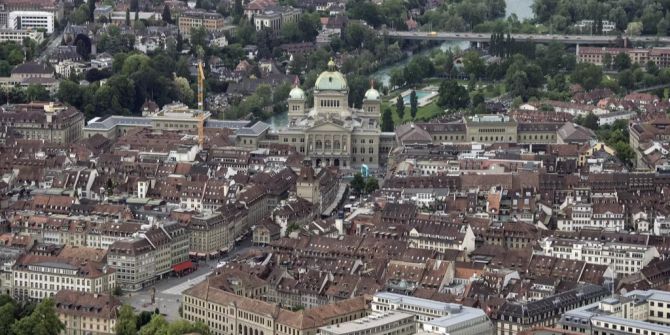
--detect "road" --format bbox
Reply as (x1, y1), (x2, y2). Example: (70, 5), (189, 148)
(120, 235), (254, 321)
(37, 32), (63, 63)
(384, 30), (670, 45)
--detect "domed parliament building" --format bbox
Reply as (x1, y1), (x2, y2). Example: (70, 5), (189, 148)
(277, 60), (383, 169)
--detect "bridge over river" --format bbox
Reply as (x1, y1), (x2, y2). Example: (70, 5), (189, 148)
(384, 30), (670, 45)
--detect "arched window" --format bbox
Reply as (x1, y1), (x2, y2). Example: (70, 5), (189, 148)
(334, 140), (340, 149)
(325, 140), (331, 149)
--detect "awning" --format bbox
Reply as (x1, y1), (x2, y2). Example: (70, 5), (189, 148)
(172, 261), (193, 272)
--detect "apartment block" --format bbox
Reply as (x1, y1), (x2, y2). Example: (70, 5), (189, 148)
(12, 254), (116, 301)
(107, 222), (189, 291)
(54, 290), (121, 335)
(538, 237), (660, 277)
(178, 10), (224, 36)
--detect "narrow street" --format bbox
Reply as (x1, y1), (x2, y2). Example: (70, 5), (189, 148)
(37, 32), (63, 63)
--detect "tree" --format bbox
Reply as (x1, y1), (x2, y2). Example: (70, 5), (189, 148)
(165, 320), (210, 335)
(350, 173), (365, 195)
(646, 61), (660, 76)
(462, 51), (485, 79)
(87, 0), (95, 22)
(0, 300), (17, 335)
(381, 107), (393, 132)
(618, 69), (635, 90)
(571, 63), (603, 91)
(116, 305), (136, 335)
(389, 69), (404, 89)
(162, 5), (172, 24)
(232, 0), (243, 22)
(613, 52), (632, 71)
(8, 48), (23, 64)
(174, 76), (194, 105)
(57, 80), (83, 107)
(364, 177), (379, 194)
(69, 4), (89, 24)
(437, 79), (469, 109)
(580, 112), (600, 130)
(0, 60), (11, 76)
(136, 311), (154, 330)
(395, 94), (405, 121)
(280, 22), (301, 43)
(613, 141), (635, 165)
(138, 314), (169, 335)
(602, 53), (612, 70)
(627, 22), (643, 36)
(471, 92), (485, 110)
(11, 298), (63, 335)
(26, 84), (49, 101)
(409, 90), (418, 119)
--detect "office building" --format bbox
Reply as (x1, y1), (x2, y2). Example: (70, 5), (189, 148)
(8, 10), (54, 33)
(371, 292), (495, 334)
(319, 312), (416, 335)
(0, 28), (43, 43)
(559, 290), (670, 335)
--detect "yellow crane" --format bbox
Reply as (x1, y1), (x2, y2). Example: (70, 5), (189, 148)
(197, 59), (205, 148)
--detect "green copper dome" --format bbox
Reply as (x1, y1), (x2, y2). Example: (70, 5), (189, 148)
(364, 87), (380, 100)
(289, 86), (305, 100)
(315, 71), (348, 91)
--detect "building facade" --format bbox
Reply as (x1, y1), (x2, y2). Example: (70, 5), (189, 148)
(0, 102), (84, 144)
(578, 47), (670, 68)
(8, 10), (54, 33)
(54, 290), (121, 335)
(0, 28), (43, 43)
(107, 222), (189, 291)
(538, 237), (660, 277)
(188, 213), (235, 257)
(12, 254), (116, 301)
(178, 11), (224, 36)
(182, 276), (368, 335)
(319, 312), (416, 335)
(559, 290), (670, 335)
(371, 292), (495, 334)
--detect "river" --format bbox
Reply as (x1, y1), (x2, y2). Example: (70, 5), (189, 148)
(369, 0), (534, 87)
(264, 0), (534, 128)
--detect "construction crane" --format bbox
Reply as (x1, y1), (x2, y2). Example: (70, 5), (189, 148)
(197, 59), (205, 148)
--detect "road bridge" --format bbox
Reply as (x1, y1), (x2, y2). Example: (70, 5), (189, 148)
(383, 31), (670, 45)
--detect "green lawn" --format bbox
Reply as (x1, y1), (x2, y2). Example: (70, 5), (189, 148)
(382, 100), (446, 125)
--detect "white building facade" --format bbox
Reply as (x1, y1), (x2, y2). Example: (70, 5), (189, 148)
(8, 11), (54, 34)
